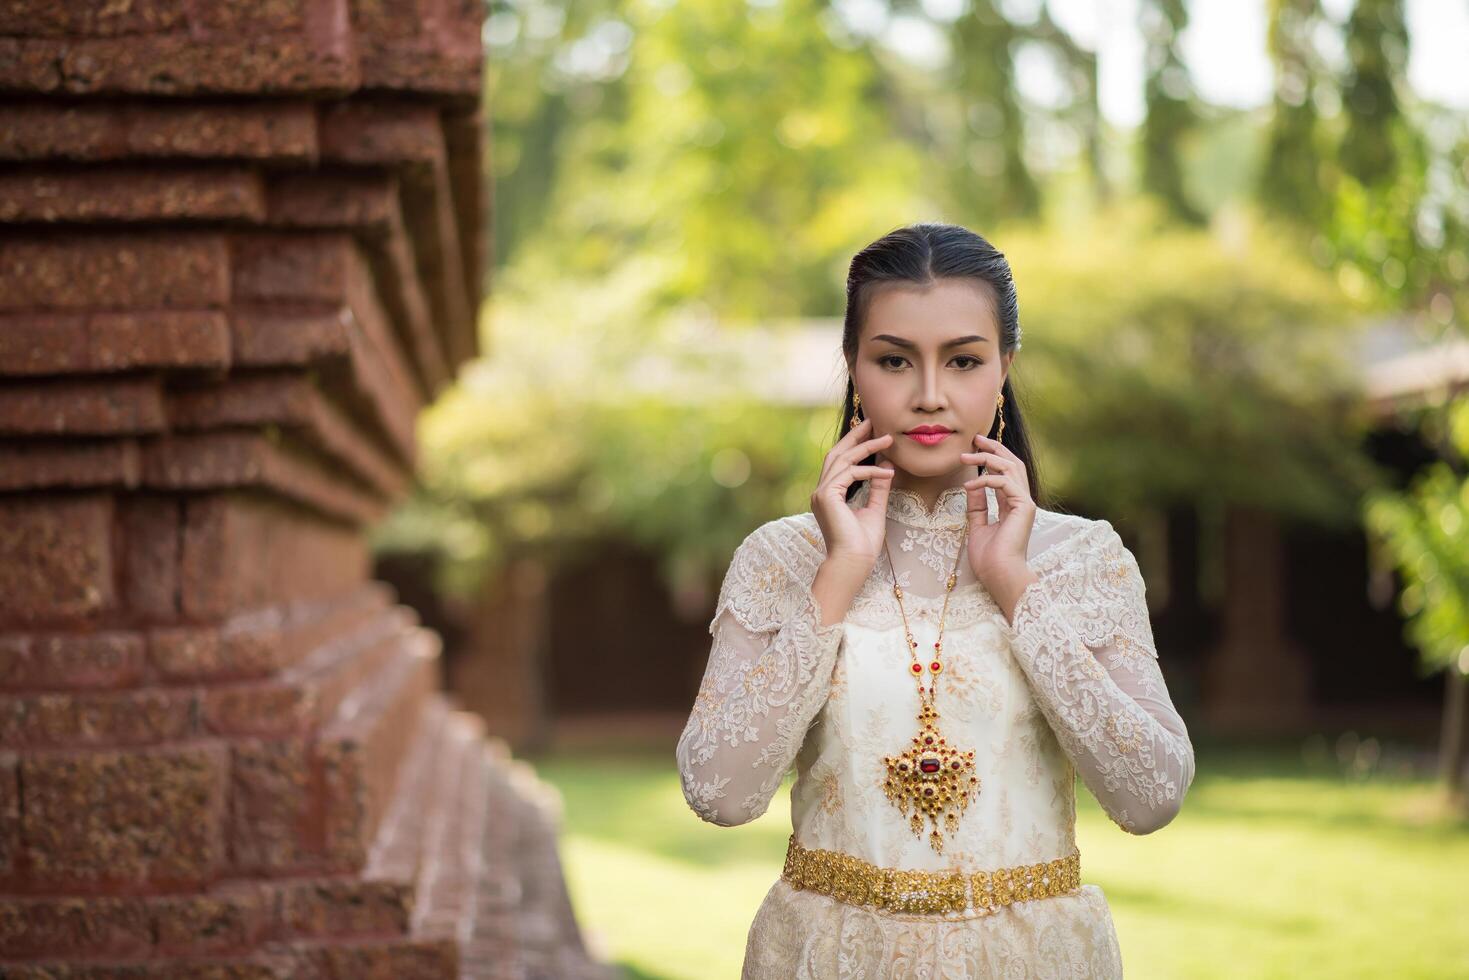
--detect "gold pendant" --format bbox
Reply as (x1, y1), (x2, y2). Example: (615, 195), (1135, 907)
(881, 700), (980, 854)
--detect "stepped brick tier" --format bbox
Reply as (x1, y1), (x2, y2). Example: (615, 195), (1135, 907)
(0, 3), (616, 977)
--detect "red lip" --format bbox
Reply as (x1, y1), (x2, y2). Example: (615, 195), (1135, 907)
(906, 426), (954, 435)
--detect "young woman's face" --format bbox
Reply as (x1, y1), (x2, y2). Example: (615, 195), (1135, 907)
(850, 277), (1013, 478)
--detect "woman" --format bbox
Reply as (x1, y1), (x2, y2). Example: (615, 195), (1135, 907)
(675, 222), (1195, 978)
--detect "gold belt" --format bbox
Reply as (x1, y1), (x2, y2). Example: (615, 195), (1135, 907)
(781, 834), (1082, 917)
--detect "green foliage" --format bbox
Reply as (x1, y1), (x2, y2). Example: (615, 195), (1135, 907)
(380, 198), (1380, 602)
(1340, 0), (1410, 189)
(1255, 0), (1469, 329)
(374, 255), (843, 598)
(1363, 395), (1469, 676)
(1324, 116), (1468, 328)
(947, 0), (1039, 222)
(396, 0), (1466, 632)
(512, 0), (931, 321)
(485, 0), (632, 271)
(996, 198), (1382, 524)
(1259, 0), (1332, 225)
(1139, 0), (1206, 225)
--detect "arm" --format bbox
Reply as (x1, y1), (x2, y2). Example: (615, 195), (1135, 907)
(997, 522), (1196, 835)
(675, 522), (848, 827)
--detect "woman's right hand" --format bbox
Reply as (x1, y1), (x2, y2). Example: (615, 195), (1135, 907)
(811, 417), (895, 572)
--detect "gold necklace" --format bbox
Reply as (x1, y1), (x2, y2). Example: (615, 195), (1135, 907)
(879, 516), (980, 855)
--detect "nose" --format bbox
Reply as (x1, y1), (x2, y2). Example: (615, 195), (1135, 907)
(915, 362), (944, 411)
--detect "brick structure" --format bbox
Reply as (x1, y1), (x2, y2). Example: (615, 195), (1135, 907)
(0, 4), (615, 977)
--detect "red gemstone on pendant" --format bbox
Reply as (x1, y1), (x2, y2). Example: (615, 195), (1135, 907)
(924, 736), (934, 744)
(911, 663), (922, 674)
(919, 757), (941, 774)
(930, 661), (941, 671)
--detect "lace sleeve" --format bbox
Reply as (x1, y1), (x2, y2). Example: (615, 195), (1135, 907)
(675, 520), (845, 827)
(999, 521), (1196, 835)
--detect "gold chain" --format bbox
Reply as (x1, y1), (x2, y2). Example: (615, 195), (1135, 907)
(879, 497), (979, 853)
(882, 517), (967, 699)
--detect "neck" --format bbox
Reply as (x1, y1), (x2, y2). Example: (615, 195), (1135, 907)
(890, 468), (972, 514)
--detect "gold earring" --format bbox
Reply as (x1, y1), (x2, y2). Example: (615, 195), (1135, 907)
(994, 393), (1006, 442)
(850, 390), (864, 429)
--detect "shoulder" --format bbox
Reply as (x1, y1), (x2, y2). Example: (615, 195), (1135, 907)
(1026, 507), (1109, 561)
(726, 511), (826, 583)
(1025, 513), (1156, 654)
(1029, 510), (1141, 590)
(713, 512), (827, 634)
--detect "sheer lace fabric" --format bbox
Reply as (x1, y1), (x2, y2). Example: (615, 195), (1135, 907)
(675, 483), (1195, 978)
(675, 513), (847, 827)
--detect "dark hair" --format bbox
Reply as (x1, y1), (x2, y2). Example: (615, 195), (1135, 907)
(838, 222), (1047, 508)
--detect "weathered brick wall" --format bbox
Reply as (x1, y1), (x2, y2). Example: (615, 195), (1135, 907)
(0, 3), (614, 977)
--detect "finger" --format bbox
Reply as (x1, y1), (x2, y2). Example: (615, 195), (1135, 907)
(864, 462), (893, 513)
(833, 415), (873, 450)
(964, 480), (990, 526)
(974, 433), (1024, 466)
(959, 450), (1008, 471)
(964, 473), (1011, 521)
(829, 427), (889, 467)
(968, 470), (1034, 522)
(824, 463), (891, 496)
(823, 419), (874, 480)
(844, 433), (894, 460)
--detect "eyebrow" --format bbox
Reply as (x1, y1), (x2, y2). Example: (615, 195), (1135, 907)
(870, 334), (989, 349)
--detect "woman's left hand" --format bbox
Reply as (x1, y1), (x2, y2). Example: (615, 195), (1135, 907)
(960, 434), (1037, 602)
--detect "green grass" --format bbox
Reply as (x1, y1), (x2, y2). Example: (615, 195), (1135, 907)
(529, 736), (1469, 980)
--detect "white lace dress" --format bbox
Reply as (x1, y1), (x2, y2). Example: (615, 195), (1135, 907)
(675, 483), (1196, 979)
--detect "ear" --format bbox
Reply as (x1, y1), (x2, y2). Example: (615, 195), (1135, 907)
(1000, 350), (1015, 389)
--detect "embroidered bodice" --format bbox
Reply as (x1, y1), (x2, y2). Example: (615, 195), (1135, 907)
(675, 482), (1196, 871)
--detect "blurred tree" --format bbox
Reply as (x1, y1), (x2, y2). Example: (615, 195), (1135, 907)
(382, 202), (1381, 610)
(1029, 1), (1109, 206)
(946, 0), (1041, 222)
(1258, 0), (1333, 225)
(397, 0), (1453, 658)
(374, 255), (843, 601)
(999, 199), (1380, 529)
(1309, 0), (1469, 803)
(485, 0), (632, 271)
(1364, 396), (1469, 804)
(1326, 0), (1467, 330)
(511, 0), (930, 321)
(1340, 0), (1410, 189)
(1138, 0), (1205, 224)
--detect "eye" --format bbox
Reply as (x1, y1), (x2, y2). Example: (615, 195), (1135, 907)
(878, 354), (984, 370)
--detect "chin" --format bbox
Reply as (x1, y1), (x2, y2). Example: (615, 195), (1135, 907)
(894, 450), (962, 473)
